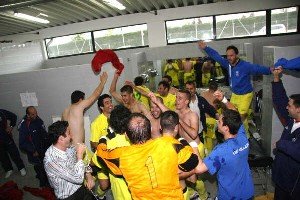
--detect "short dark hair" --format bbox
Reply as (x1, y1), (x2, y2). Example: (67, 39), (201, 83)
(160, 111), (179, 132)
(109, 105), (131, 134)
(158, 80), (170, 90)
(26, 106), (35, 115)
(126, 113), (151, 144)
(120, 85), (133, 94)
(178, 89), (191, 103)
(48, 121), (68, 144)
(97, 94), (111, 110)
(162, 75), (172, 83)
(134, 76), (144, 86)
(222, 109), (242, 135)
(71, 90), (85, 104)
(208, 81), (218, 91)
(185, 81), (196, 87)
(290, 94), (300, 107)
(226, 45), (239, 55)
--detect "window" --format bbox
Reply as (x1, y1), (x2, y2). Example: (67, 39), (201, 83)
(271, 7), (298, 34)
(45, 32), (93, 58)
(216, 11), (266, 38)
(93, 24), (148, 50)
(166, 16), (213, 44)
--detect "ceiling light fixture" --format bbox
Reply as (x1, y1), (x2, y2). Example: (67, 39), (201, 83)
(14, 12), (50, 24)
(103, 0), (126, 10)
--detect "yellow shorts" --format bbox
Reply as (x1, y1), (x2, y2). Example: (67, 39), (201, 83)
(197, 142), (205, 159)
(230, 92), (253, 115)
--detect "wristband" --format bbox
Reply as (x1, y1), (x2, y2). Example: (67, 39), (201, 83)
(189, 141), (198, 148)
(221, 96), (228, 104)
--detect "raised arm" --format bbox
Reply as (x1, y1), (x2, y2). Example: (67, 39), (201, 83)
(109, 70), (123, 103)
(125, 80), (151, 97)
(213, 90), (237, 111)
(271, 67), (290, 126)
(198, 41), (228, 70)
(80, 72), (108, 109)
(148, 92), (168, 112)
(249, 62), (271, 75)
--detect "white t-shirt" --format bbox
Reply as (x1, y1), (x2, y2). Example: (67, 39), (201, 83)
(189, 95), (203, 133)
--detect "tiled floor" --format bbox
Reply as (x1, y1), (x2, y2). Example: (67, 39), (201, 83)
(1, 164), (274, 200)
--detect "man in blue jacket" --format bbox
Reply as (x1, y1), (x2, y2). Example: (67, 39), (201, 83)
(198, 41), (271, 135)
(0, 109), (26, 178)
(271, 67), (300, 199)
(19, 106), (50, 187)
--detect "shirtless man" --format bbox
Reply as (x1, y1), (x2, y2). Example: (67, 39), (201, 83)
(182, 58), (196, 84)
(109, 70), (146, 113)
(62, 72), (108, 144)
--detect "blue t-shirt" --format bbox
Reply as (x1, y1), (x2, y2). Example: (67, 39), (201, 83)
(203, 126), (254, 200)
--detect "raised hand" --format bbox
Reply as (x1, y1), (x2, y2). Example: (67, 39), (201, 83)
(198, 40), (207, 49)
(100, 71), (108, 83)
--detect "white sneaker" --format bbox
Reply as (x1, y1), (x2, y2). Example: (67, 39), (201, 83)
(20, 168), (27, 176)
(5, 170), (13, 178)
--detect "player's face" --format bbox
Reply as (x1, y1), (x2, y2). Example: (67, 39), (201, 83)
(157, 85), (167, 96)
(226, 49), (238, 65)
(102, 97), (114, 114)
(287, 99), (299, 118)
(185, 83), (196, 97)
(176, 92), (188, 110)
(150, 102), (162, 119)
(121, 92), (131, 104)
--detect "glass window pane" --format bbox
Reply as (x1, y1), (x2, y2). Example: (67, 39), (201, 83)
(166, 16), (213, 44)
(271, 7), (298, 34)
(216, 11), (266, 38)
(93, 24), (148, 50)
(45, 32), (93, 58)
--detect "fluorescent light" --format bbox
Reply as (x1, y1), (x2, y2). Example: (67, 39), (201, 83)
(103, 0), (126, 10)
(14, 12), (49, 24)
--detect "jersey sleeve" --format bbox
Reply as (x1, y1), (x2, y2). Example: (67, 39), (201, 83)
(96, 143), (123, 175)
(175, 141), (199, 172)
(203, 145), (225, 175)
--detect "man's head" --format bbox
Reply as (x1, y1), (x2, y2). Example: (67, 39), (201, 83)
(287, 94), (300, 119)
(120, 85), (134, 104)
(185, 81), (197, 97)
(71, 90), (85, 104)
(126, 113), (151, 144)
(167, 59), (173, 64)
(26, 106), (37, 121)
(160, 111), (179, 133)
(150, 96), (163, 119)
(226, 45), (239, 65)
(48, 121), (71, 147)
(162, 75), (172, 85)
(157, 81), (170, 97)
(176, 89), (191, 110)
(208, 81), (218, 92)
(134, 76), (145, 86)
(97, 94), (113, 114)
(217, 109), (242, 136)
(109, 105), (131, 134)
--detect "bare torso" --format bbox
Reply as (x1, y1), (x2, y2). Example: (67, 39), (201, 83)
(62, 104), (85, 144)
(177, 109), (200, 144)
(183, 61), (193, 73)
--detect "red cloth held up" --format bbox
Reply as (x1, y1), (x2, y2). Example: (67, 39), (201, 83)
(91, 49), (124, 75)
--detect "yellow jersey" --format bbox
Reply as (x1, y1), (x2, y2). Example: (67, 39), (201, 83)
(97, 136), (198, 200)
(90, 113), (108, 143)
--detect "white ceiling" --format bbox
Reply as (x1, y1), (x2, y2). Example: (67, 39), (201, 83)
(0, 0), (232, 36)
